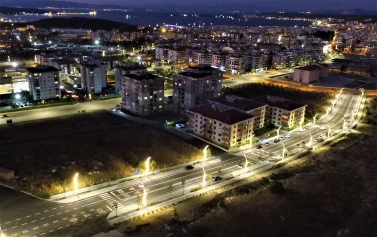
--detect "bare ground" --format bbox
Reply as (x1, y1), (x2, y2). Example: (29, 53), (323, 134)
(116, 124), (377, 237)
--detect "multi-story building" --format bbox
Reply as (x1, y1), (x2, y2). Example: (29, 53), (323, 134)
(121, 73), (164, 117)
(225, 54), (246, 74)
(80, 62), (107, 93)
(155, 45), (169, 61)
(245, 54), (268, 72)
(191, 50), (210, 65)
(255, 95), (307, 128)
(210, 51), (228, 70)
(187, 103), (254, 149)
(114, 63), (148, 94)
(209, 95), (268, 130)
(293, 64), (329, 84)
(26, 65), (61, 100)
(173, 64), (223, 114)
(48, 58), (78, 76)
(168, 47), (189, 64)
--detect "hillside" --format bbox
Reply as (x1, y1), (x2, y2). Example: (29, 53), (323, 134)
(10, 17), (139, 32)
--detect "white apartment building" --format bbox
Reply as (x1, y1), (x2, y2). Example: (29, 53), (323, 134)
(173, 65), (223, 114)
(255, 95), (307, 128)
(245, 54), (268, 72)
(80, 62), (106, 93)
(191, 50), (210, 65)
(114, 64), (148, 94)
(168, 48), (188, 64)
(210, 52), (227, 70)
(121, 73), (164, 117)
(187, 103), (254, 149)
(209, 95), (268, 130)
(225, 54), (246, 74)
(26, 66), (61, 100)
(293, 64), (329, 84)
(155, 45), (169, 61)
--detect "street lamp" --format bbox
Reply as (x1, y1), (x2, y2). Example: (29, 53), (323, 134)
(343, 118), (347, 131)
(243, 154), (248, 174)
(308, 132), (312, 147)
(277, 126), (282, 137)
(313, 114), (318, 125)
(145, 157), (151, 177)
(331, 101), (335, 110)
(281, 142), (285, 159)
(142, 182), (147, 208)
(299, 120), (303, 129)
(201, 165), (206, 188)
(327, 124), (331, 139)
(249, 133), (254, 148)
(73, 173), (79, 194)
(326, 109), (330, 118)
(203, 145), (209, 162)
(12, 62), (18, 68)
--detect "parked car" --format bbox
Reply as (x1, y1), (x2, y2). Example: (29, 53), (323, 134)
(274, 139), (280, 143)
(185, 165), (194, 170)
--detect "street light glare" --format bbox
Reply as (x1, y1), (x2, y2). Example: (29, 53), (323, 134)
(73, 173), (79, 193)
(12, 62), (18, 68)
(15, 94), (21, 99)
(145, 157), (151, 177)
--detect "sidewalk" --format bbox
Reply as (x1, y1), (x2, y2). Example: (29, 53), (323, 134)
(50, 157), (221, 203)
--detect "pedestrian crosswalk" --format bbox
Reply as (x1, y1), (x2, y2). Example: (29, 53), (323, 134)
(98, 193), (125, 210)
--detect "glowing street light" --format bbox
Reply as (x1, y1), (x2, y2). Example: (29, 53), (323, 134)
(277, 126), (282, 137)
(308, 131), (313, 147)
(0, 225), (4, 237)
(203, 145), (209, 162)
(327, 124), (331, 139)
(201, 165), (206, 188)
(145, 157), (151, 177)
(359, 88), (364, 97)
(331, 101), (335, 110)
(142, 182), (147, 208)
(326, 109), (330, 118)
(12, 62), (18, 68)
(343, 118), (347, 131)
(243, 154), (248, 174)
(73, 173), (79, 194)
(249, 134), (255, 148)
(313, 114), (318, 125)
(299, 120), (303, 129)
(281, 142), (286, 159)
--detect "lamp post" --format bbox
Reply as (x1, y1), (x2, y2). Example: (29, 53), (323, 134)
(203, 145), (209, 162)
(73, 173), (79, 195)
(243, 154), (248, 174)
(326, 109), (329, 118)
(313, 114), (318, 125)
(327, 124), (331, 139)
(277, 126), (282, 138)
(145, 157), (151, 177)
(201, 165), (206, 188)
(308, 132), (313, 147)
(281, 142), (285, 159)
(249, 133), (255, 148)
(142, 182), (147, 208)
(331, 101), (335, 110)
(299, 120), (303, 129)
(343, 118), (346, 131)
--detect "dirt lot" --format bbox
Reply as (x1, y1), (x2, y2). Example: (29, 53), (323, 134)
(116, 124), (377, 237)
(0, 112), (202, 198)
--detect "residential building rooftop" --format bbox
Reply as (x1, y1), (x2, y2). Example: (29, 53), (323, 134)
(124, 73), (161, 81)
(188, 103), (254, 124)
(210, 95), (267, 111)
(295, 64), (324, 71)
(256, 95), (306, 111)
(26, 66), (59, 73)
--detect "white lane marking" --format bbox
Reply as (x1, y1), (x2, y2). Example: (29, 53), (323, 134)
(26, 215), (31, 218)
(31, 220), (36, 223)
(60, 206), (64, 208)
(15, 218), (21, 221)
(73, 207), (77, 210)
(58, 227), (63, 229)
(40, 217), (45, 220)
(106, 206), (113, 211)
(66, 224), (70, 227)
(65, 210), (70, 212)
(44, 210), (49, 212)
(57, 212), (62, 215)
(12, 226), (17, 228)
(81, 219), (85, 222)
(5, 221), (11, 224)
(49, 215), (54, 217)
(35, 213), (40, 215)
(33, 226), (39, 230)
(22, 223), (27, 225)
(52, 208), (57, 210)
(88, 217), (92, 219)
(41, 233), (45, 236)
(49, 230), (54, 232)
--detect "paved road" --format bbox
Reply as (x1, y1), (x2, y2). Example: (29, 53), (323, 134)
(0, 92), (360, 237)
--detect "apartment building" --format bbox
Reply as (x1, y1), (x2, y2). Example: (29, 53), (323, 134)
(173, 64), (222, 114)
(155, 45), (169, 61)
(255, 95), (307, 128)
(26, 65), (61, 100)
(80, 62), (107, 93)
(293, 64), (329, 84)
(210, 51), (228, 70)
(187, 103), (254, 149)
(245, 54), (268, 72)
(114, 63), (148, 94)
(121, 73), (164, 117)
(168, 47), (189, 64)
(209, 95), (268, 129)
(191, 50), (210, 65)
(225, 54), (246, 74)
(48, 58), (78, 76)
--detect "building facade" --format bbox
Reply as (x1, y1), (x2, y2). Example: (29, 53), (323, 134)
(293, 64), (329, 84)
(121, 73), (164, 117)
(115, 64), (148, 94)
(173, 65), (223, 114)
(26, 66), (61, 100)
(80, 62), (106, 93)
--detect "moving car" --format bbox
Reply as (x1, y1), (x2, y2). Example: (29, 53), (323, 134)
(212, 176), (222, 181)
(274, 139), (280, 143)
(256, 145), (262, 149)
(185, 165), (194, 170)
(285, 134), (291, 138)
(1, 113), (10, 118)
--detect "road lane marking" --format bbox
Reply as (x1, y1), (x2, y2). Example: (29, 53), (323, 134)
(41, 233), (45, 235)
(44, 210), (49, 212)
(33, 226), (39, 230)
(66, 224), (70, 227)
(26, 215), (31, 218)
(31, 220), (36, 223)
(52, 208), (57, 210)
(5, 221), (11, 224)
(73, 207), (77, 210)
(12, 226), (17, 228)
(106, 206), (113, 211)
(49, 215), (54, 217)
(65, 210), (70, 212)
(58, 227), (63, 229)
(60, 206), (64, 208)
(22, 223), (27, 225)
(35, 213), (40, 215)
(49, 230), (54, 232)
(40, 217), (45, 220)
(15, 218), (21, 221)
(57, 212), (62, 215)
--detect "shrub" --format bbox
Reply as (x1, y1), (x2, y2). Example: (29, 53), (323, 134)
(190, 186), (203, 192)
(269, 180), (284, 194)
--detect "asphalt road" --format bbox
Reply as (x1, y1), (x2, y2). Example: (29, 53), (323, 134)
(0, 93), (359, 237)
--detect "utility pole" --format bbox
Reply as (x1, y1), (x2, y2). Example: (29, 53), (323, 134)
(182, 180), (186, 195)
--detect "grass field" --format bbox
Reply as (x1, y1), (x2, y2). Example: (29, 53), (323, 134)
(0, 112), (202, 198)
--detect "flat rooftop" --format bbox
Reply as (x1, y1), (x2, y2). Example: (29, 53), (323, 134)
(255, 95), (306, 111)
(26, 66), (59, 73)
(188, 104), (254, 125)
(124, 73), (162, 81)
(210, 95), (267, 111)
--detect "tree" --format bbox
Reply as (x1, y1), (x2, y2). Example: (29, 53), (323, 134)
(167, 183), (173, 199)
(136, 195), (142, 210)
(150, 160), (157, 171)
(206, 148), (211, 158)
(269, 180), (284, 194)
